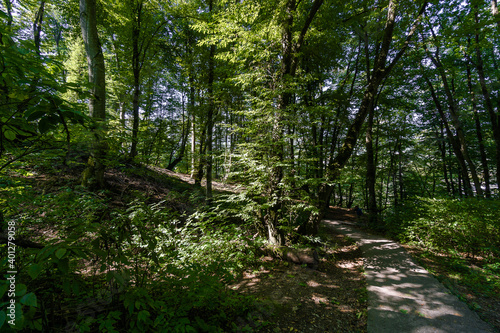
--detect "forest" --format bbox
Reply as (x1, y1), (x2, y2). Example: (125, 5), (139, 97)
(1, 0), (500, 331)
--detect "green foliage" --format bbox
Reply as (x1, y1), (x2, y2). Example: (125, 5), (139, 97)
(383, 197), (500, 302)
(0, 168), (268, 332)
(0, 9), (87, 171)
(385, 197), (500, 260)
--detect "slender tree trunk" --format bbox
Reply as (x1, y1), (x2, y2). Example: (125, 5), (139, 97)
(264, 0), (324, 245)
(33, 1), (45, 56)
(466, 61), (491, 197)
(437, 122), (451, 194)
(448, 143), (456, 196)
(365, 101), (378, 225)
(195, 123), (207, 186)
(35, 0), (73, 168)
(473, 7), (500, 187)
(492, 0), (500, 30)
(423, 39), (483, 196)
(304, 0), (428, 234)
(264, 0), (294, 246)
(206, 0), (215, 200)
(422, 73), (473, 196)
(398, 141), (404, 201)
(190, 87), (196, 178)
(167, 104), (190, 170)
(129, 1), (143, 160)
(80, 0), (107, 188)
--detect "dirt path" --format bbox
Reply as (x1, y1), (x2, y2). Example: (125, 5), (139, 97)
(230, 223), (367, 332)
(323, 219), (496, 333)
(145, 165), (244, 193)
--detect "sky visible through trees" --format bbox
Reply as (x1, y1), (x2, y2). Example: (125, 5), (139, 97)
(1, 0), (500, 331)
(0, 0), (499, 233)
(1, 0), (499, 237)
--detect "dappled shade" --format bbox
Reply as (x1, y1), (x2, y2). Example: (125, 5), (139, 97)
(324, 220), (495, 333)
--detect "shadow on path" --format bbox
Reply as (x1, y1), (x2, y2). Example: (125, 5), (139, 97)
(323, 219), (496, 333)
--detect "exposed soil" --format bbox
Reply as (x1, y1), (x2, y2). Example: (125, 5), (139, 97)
(230, 218), (367, 332)
(8, 163), (497, 332)
(111, 168), (369, 332)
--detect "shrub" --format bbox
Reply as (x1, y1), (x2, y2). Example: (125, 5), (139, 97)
(385, 197), (500, 260)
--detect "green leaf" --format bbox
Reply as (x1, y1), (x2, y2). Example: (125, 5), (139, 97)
(34, 318), (43, 330)
(55, 248), (67, 259)
(70, 248), (88, 259)
(20, 293), (37, 307)
(28, 264), (42, 279)
(38, 116), (56, 134)
(25, 110), (46, 122)
(15, 284), (27, 297)
(0, 310), (5, 329)
(62, 280), (71, 294)
(137, 310), (150, 322)
(3, 129), (16, 140)
(0, 10), (10, 20)
(0, 282), (8, 298)
(112, 271), (126, 287)
(37, 245), (57, 261)
(57, 258), (69, 274)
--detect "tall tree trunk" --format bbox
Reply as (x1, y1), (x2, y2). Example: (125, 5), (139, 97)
(364, 35), (378, 224)
(365, 101), (378, 225)
(492, 0), (500, 30)
(129, 1), (143, 160)
(422, 73), (473, 196)
(206, 0), (215, 200)
(264, 0), (294, 246)
(263, 0), (324, 245)
(167, 103), (190, 170)
(466, 61), (491, 197)
(423, 38), (483, 196)
(305, 0), (428, 235)
(189, 84), (196, 178)
(190, 108), (196, 178)
(437, 122), (451, 194)
(195, 124), (207, 186)
(473, 6), (500, 188)
(33, 1), (45, 56)
(80, 0), (107, 188)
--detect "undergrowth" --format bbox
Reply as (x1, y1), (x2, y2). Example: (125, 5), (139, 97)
(384, 197), (500, 299)
(0, 161), (270, 332)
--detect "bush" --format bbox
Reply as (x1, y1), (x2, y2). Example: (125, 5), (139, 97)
(1, 182), (268, 332)
(384, 197), (500, 260)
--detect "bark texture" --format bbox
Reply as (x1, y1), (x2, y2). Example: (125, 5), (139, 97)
(80, 0), (107, 188)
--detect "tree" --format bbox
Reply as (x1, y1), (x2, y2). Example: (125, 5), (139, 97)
(303, 0), (429, 235)
(80, 0), (107, 188)
(261, 0), (324, 244)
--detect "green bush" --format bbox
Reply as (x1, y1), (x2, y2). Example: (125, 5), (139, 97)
(385, 197), (500, 260)
(1, 184), (267, 332)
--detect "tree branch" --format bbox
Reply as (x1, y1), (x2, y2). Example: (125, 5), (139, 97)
(385, 2), (428, 75)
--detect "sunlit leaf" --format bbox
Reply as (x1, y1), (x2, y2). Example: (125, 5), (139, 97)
(3, 130), (16, 140)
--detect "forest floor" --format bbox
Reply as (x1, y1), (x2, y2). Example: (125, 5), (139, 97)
(6, 162), (499, 332)
(152, 168), (500, 332)
(120, 165), (370, 332)
(8, 163), (368, 332)
(400, 246), (500, 332)
(230, 219), (367, 332)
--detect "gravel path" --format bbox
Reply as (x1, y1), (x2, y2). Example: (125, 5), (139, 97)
(323, 219), (496, 333)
